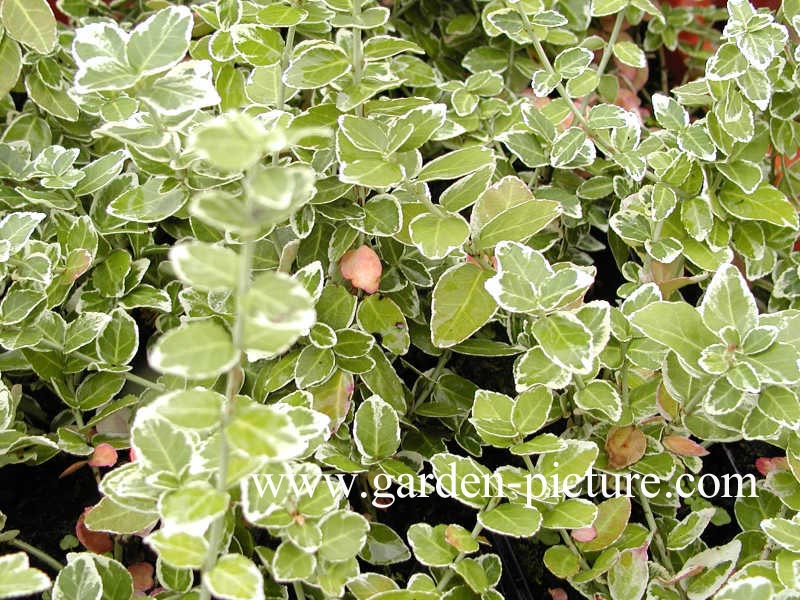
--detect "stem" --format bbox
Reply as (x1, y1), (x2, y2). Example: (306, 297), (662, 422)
(435, 497), (500, 592)
(292, 581), (306, 600)
(409, 350), (451, 414)
(198, 231), (256, 600)
(636, 485), (671, 570)
(559, 530), (592, 572)
(7, 539), (64, 572)
(520, 455), (605, 587)
(35, 339), (165, 392)
(580, 11), (625, 113)
(273, 25), (296, 165)
(514, 5), (659, 184)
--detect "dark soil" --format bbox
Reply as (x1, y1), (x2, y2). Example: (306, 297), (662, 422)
(0, 454), (97, 570)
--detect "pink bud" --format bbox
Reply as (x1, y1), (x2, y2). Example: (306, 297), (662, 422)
(129, 447), (137, 462)
(571, 526), (597, 542)
(340, 245), (382, 294)
(549, 589), (569, 600)
(88, 443), (118, 467)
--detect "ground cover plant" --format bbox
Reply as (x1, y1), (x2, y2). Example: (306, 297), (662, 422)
(2, 0), (800, 598)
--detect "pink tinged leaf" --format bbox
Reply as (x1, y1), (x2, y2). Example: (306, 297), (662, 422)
(59, 460), (88, 478)
(549, 589), (569, 600)
(88, 443), (118, 467)
(663, 435), (709, 457)
(605, 426), (647, 469)
(571, 526), (597, 542)
(76, 508), (113, 554)
(756, 456), (788, 476)
(128, 562), (155, 592)
(340, 245), (382, 294)
(129, 447), (138, 462)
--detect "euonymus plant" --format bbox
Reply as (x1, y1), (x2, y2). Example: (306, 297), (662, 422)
(2, 0), (800, 598)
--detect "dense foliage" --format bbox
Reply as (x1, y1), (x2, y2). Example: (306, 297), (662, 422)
(2, 0), (800, 598)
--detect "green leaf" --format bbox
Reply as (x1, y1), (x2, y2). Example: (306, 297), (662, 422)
(356, 295), (409, 355)
(0, 36), (22, 97)
(478, 503), (542, 537)
(407, 523), (458, 567)
(591, 0), (628, 17)
(137, 60), (220, 115)
(84, 497), (157, 535)
(719, 183), (799, 229)
(147, 531), (208, 569)
(170, 242), (240, 291)
(131, 416), (192, 477)
(318, 510), (370, 562)
(340, 158), (404, 188)
(189, 112), (273, 172)
(630, 302), (718, 375)
(550, 127), (595, 169)
(574, 379), (622, 421)
(667, 508), (715, 551)
(126, 6), (192, 75)
(762, 517), (800, 552)
(360, 522), (411, 565)
(150, 320), (237, 379)
(612, 41), (646, 68)
(470, 176), (561, 250)
(52, 554), (101, 600)
(678, 122), (716, 161)
(283, 42), (351, 89)
(0, 552), (50, 598)
(96, 307), (138, 366)
(76, 372), (125, 410)
(716, 578), (774, 600)
(543, 545), (580, 578)
(75, 151), (126, 196)
(531, 312), (594, 374)
(542, 499), (598, 529)
(409, 212), (470, 260)
(431, 263), (497, 348)
(417, 146), (494, 182)
(161, 482), (228, 534)
(226, 397), (305, 460)
(0, 0), (56, 54)
(652, 93), (688, 131)
(241, 271), (316, 361)
(353, 395), (400, 462)
(272, 541), (316, 581)
(204, 554), (264, 600)
(607, 547), (647, 600)
(512, 386), (552, 436)
(108, 177), (188, 223)
(699, 263), (757, 338)
(151, 389), (224, 430)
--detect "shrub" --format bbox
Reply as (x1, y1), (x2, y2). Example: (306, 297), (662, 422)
(1, 0), (800, 598)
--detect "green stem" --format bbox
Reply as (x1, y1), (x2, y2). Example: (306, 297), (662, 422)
(409, 350), (451, 414)
(273, 25), (297, 165)
(198, 231), (256, 600)
(515, 6), (659, 184)
(7, 539), (64, 572)
(292, 581), (306, 600)
(636, 485), (671, 571)
(521, 455), (605, 587)
(579, 11), (625, 113)
(435, 497), (500, 592)
(35, 339), (165, 392)
(559, 530), (592, 572)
